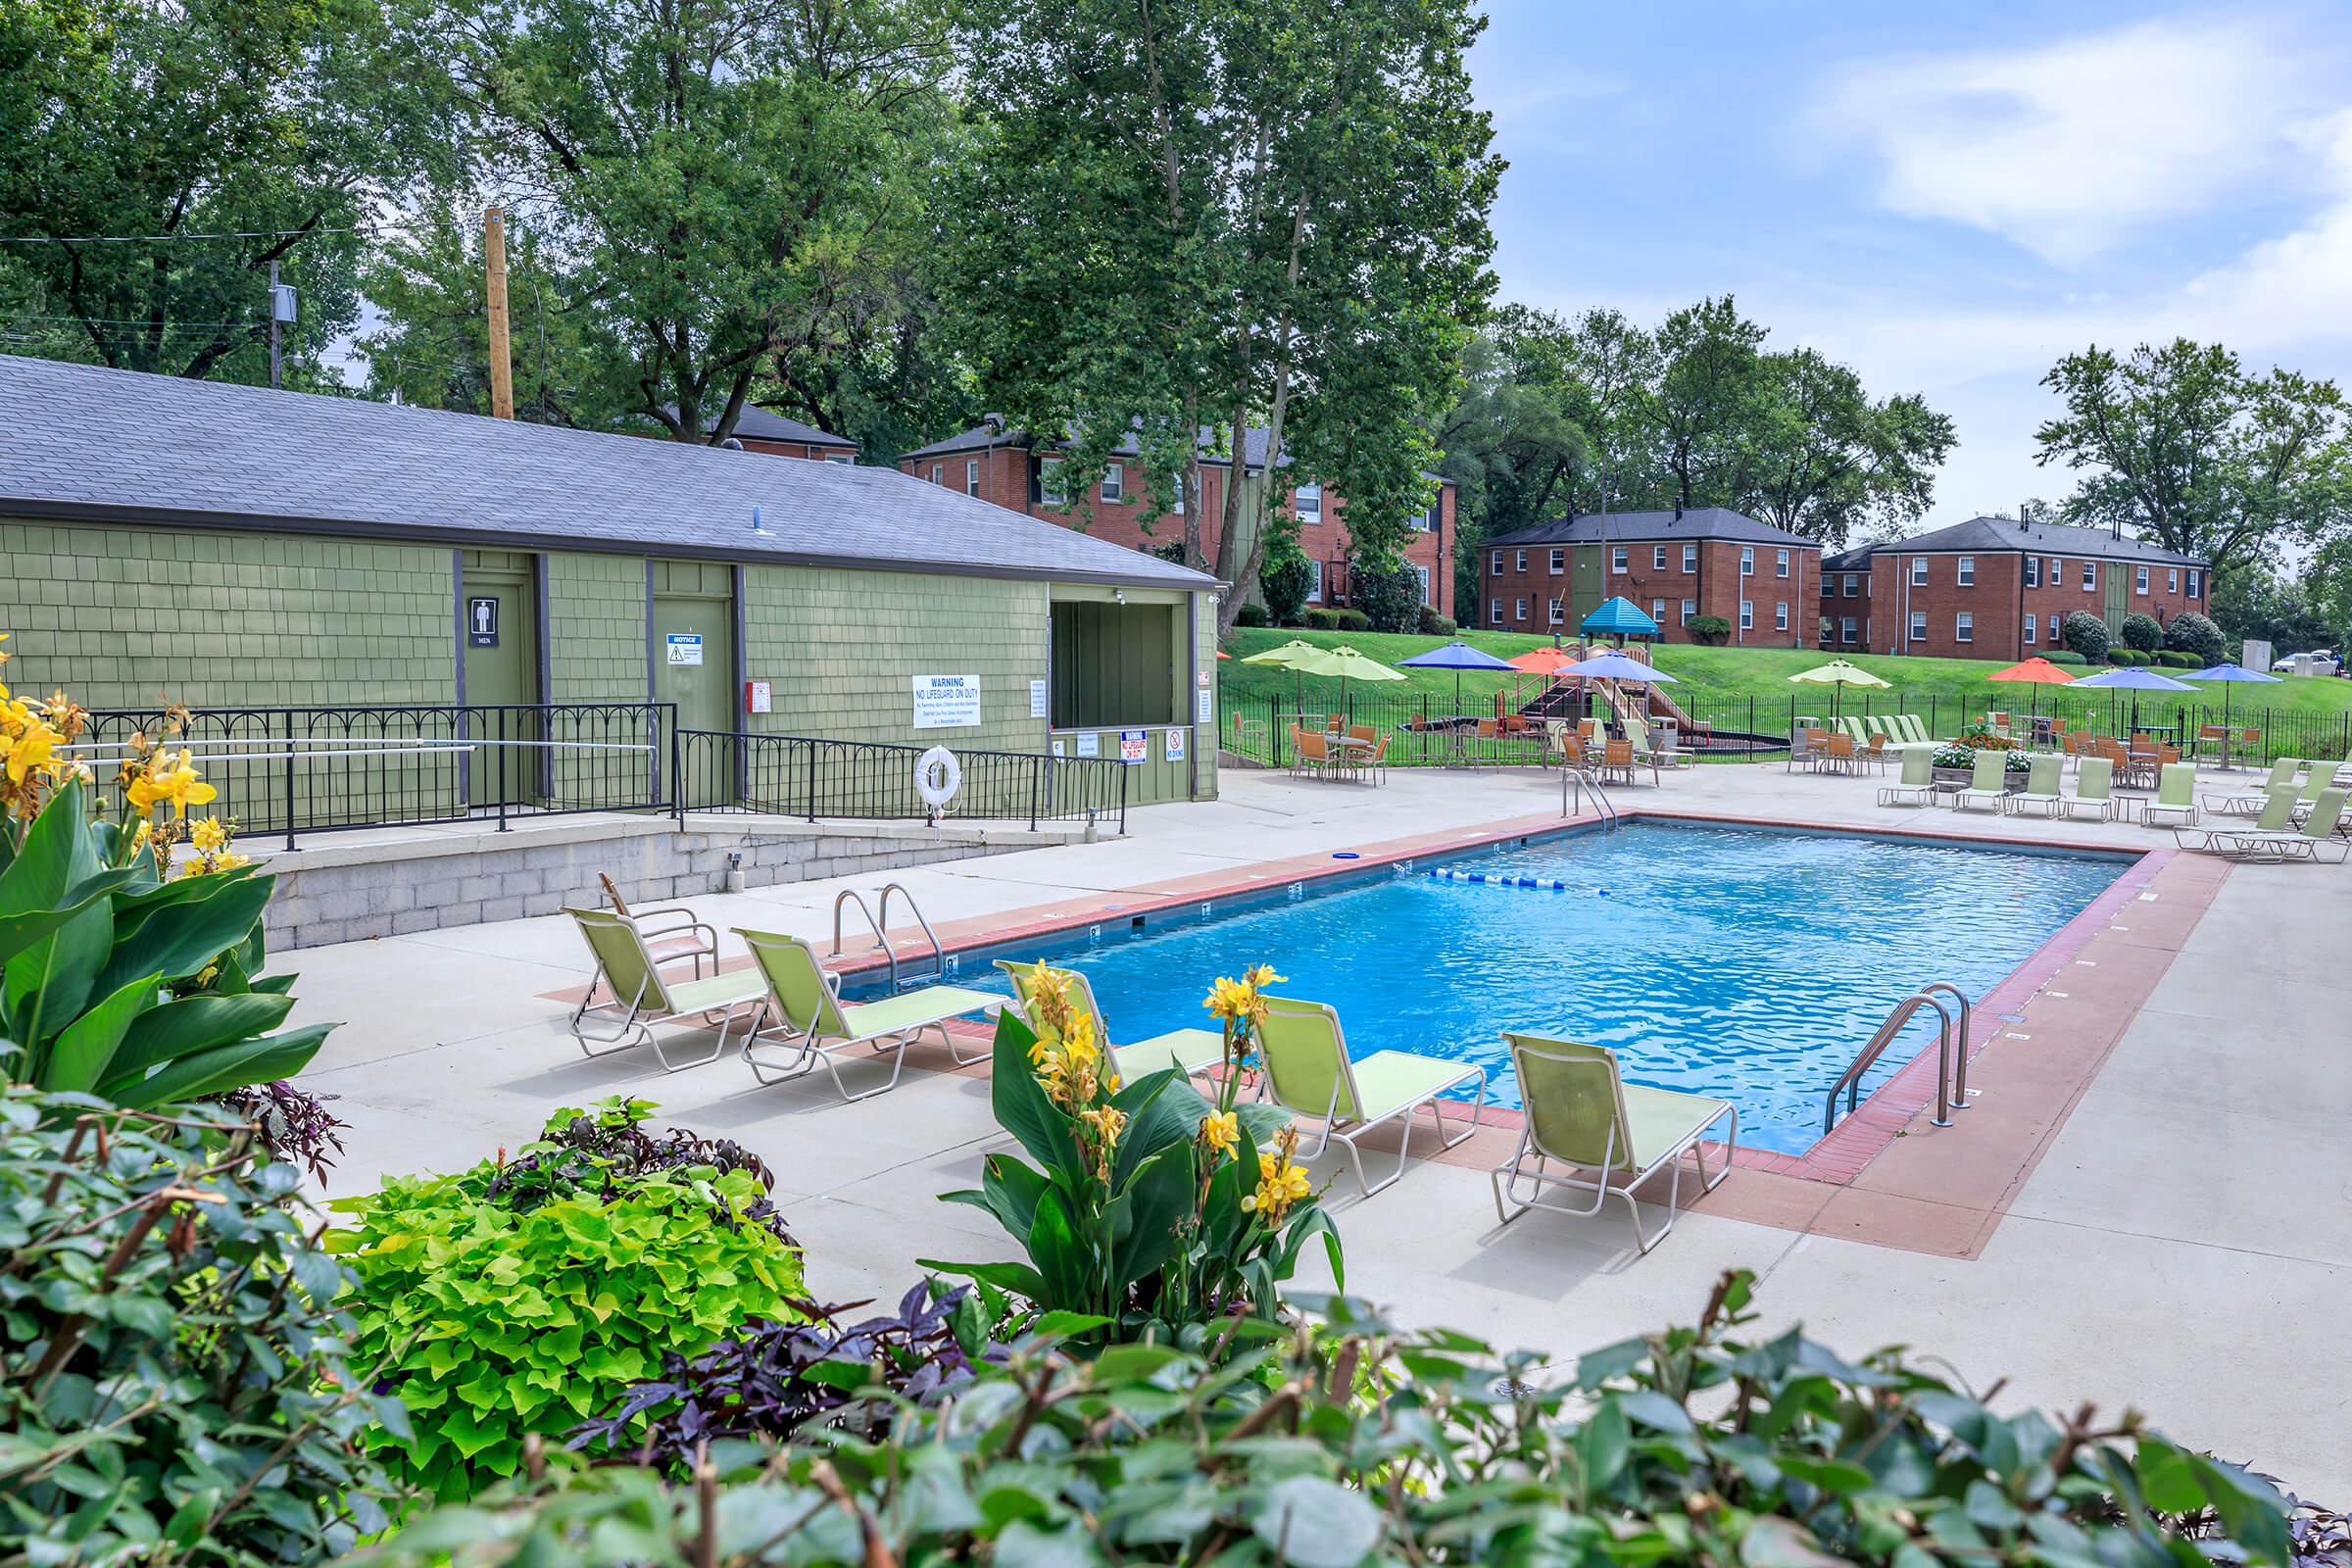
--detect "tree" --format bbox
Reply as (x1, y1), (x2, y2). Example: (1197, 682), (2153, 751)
(2119, 612), (2164, 653)
(2062, 610), (2111, 662)
(414, 0), (949, 445)
(943, 0), (1499, 634)
(1352, 554), (1425, 634)
(2210, 565), (2333, 655)
(1733, 348), (1955, 546)
(0, 0), (448, 383)
(1259, 530), (1313, 626)
(2034, 339), (2352, 581)
(2163, 611), (2226, 665)
(1636, 295), (1766, 515)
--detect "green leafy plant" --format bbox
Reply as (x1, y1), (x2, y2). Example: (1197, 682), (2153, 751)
(2064, 609), (2113, 662)
(0, 1085), (411, 1563)
(1688, 612), (1732, 645)
(0, 779), (331, 1109)
(2156, 649), (2201, 668)
(922, 965), (1341, 1341)
(2110, 647), (2151, 665)
(1260, 532), (1315, 626)
(328, 1102), (807, 1501)
(2044, 648), (2088, 665)
(2167, 610), (2227, 664)
(1416, 607), (1456, 635)
(340, 1269), (2314, 1568)
(2121, 612), (2165, 652)
(1351, 553), (1427, 634)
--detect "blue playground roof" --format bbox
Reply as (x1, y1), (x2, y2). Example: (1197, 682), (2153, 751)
(1581, 596), (1660, 635)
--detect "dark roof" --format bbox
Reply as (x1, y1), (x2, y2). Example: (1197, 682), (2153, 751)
(1861, 515), (2204, 566)
(1823, 546), (1874, 572)
(902, 420), (1419, 483)
(1482, 509), (1819, 550)
(0, 357), (1215, 590)
(725, 406), (857, 449)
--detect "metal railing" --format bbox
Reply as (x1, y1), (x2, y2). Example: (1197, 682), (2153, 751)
(77, 702), (668, 848)
(832, 883), (948, 993)
(673, 728), (1129, 833)
(1824, 981), (1976, 1135)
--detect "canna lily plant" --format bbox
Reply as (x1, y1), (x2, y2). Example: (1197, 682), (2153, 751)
(925, 963), (1340, 1343)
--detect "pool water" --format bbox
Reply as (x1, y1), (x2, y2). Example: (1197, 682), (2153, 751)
(947, 821), (2127, 1153)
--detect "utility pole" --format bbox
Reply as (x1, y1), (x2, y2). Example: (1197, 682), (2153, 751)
(485, 206), (514, 420)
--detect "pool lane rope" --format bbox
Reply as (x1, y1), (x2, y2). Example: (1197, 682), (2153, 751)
(1425, 867), (1585, 892)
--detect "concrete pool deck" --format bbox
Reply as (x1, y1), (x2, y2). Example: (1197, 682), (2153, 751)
(286, 760), (2351, 1494)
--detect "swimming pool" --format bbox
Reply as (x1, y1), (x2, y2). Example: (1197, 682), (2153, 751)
(930, 820), (2129, 1153)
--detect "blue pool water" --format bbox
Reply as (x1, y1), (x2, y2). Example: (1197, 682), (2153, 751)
(942, 821), (2128, 1153)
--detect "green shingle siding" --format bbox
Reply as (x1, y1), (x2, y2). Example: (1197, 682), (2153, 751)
(545, 552), (648, 702)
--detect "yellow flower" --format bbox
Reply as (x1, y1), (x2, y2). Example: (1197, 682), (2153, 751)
(127, 749), (218, 818)
(3, 710), (59, 784)
(189, 816), (229, 853)
(212, 850), (250, 872)
(1200, 1110), (1239, 1157)
(1205, 964), (1286, 1026)
(1241, 1126), (1313, 1224)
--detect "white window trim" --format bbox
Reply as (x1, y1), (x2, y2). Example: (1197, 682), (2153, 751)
(1490, 600), (1503, 624)
(2023, 616), (2036, 644)
(1411, 563), (1433, 605)
(2188, 569), (2202, 599)
(1305, 558), (1323, 603)
(1611, 546), (1629, 572)
(1776, 548), (1790, 578)
(930, 464), (944, 486)
(1910, 557), (1928, 586)
(1514, 597), (1529, 621)
(1515, 549), (1528, 572)
(1775, 601), (1788, 631)
(1843, 573), (1858, 598)
(1740, 547), (1755, 576)
(1739, 599), (1754, 631)
(1955, 611), (1973, 643)
(2168, 568), (2179, 592)
(1547, 597), (1565, 625)
(1038, 456), (1066, 506)
(1650, 599), (1666, 623)
(1548, 547), (1566, 574)
(2135, 565), (2149, 595)
(2082, 562), (2097, 593)
(1956, 556), (1975, 587)
(1840, 616), (1857, 644)
(1682, 545), (1697, 573)
(1909, 610), (1927, 643)
(1295, 482), (1322, 520)
(1102, 462), (1123, 502)
(964, 459), (979, 496)
(1680, 598), (1695, 624)
(2025, 558), (2039, 588)
(1491, 553), (1503, 576)
(1653, 546), (1667, 570)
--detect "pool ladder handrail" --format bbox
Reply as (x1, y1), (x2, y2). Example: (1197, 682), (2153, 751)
(830, 882), (948, 993)
(1562, 765), (1621, 830)
(1823, 981), (1976, 1135)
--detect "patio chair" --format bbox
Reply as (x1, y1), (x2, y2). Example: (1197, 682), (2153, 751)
(1358, 733), (1392, 784)
(2175, 783), (2297, 852)
(1601, 737), (1657, 786)
(2003, 753), (2065, 817)
(2194, 723), (2230, 765)
(2192, 787), (2349, 864)
(1816, 733), (1860, 776)
(2060, 756), (2118, 822)
(2206, 757), (2299, 816)
(1295, 729), (1345, 781)
(1257, 995), (1485, 1198)
(2142, 762), (2199, 829)
(1488, 1033), (1737, 1254)
(564, 906), (770, 1071)
(1876, 745), (1936, 808)
(597, 871), (717, 980)
(1953, 749), (2009, 811)
(735, 929), (1002, 1100)
(996, 959), (1227, 1085)
(1788, 726), (1829, 773)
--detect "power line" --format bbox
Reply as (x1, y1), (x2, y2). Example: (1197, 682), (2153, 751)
(0, 202), (560, 247)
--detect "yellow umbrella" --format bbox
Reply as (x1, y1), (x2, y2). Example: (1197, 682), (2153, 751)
(1291, 644), (1405, 723)
(1240, 638), (1327, 716)
(1788, 658), (1890, 719)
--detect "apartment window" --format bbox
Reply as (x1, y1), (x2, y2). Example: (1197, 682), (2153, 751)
(2168, 568), (2180, 592)
(1514, 597), (1529, 621)
(1911, 556), (1928, 586)
(1908, 610), (1927, 643)
(1038, 457), (1066, 505)
(1840, 616), (1857, 644)
(2023, 615), (2036, 645)
(1412, 563), (1432, 605)
(1957, 556), (1975, 587)
(2135, 564), (2149, 595)
(1653, 545), (1668, 571)
(1611, 546), (1628, 572)
(1295, 482), (1322, 520)
(1843, 573), (1859, 598)
(2187, 569), (2202, 599)
(1740, 547), (1755, 576)
(2082, 562), (2097, 593)
(1490, 599), (1502, 625)
(1680, 598), (1695, 624)
(1492, 552), (1504, 577)
(930, 465), (944, 486)
(1775, 601), (1789, 632)
(824, 453), (854, 466)
(1651, 598), (1667, 623)
(1682, 544), (1697, 572)
(2048, 613), (2060, 643)
(1955, 611), (1974, 643)
(1173, 480), (1184, 514)
(1776, 548), (1790, 578)
(1515, 549), (1528, 571)
(2051, 557), (2063, 585)
(1739, 599), (1754, 631)
(1305, 559), (1323, 603)
(1102, 463), (1123, 503)
(1547, 597), (1565, 625)
(964, 459), (979, 496)
(2025, 557), (2040, 588)
(1548, 547), (1566, 574)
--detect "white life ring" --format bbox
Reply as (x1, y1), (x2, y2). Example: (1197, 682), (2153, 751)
(914, 746), (961, 810)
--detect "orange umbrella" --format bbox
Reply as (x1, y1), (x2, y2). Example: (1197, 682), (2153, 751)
(1507, 647), (1577, 674)
(1986, 656), (2075, 720)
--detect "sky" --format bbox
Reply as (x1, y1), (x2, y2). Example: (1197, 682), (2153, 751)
(1469, 1), (2352, 527)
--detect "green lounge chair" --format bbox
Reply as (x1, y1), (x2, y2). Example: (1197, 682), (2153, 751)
(2206, 757), (2299, 816)
(565, 906), (770, 1071)
(1953, 749), (2008, 811)
(1257, 996), (1485, 1197)
(2197, 787), (2349, 864)
(735, 929), (1003, 1101)
(995, 959), (1227, 1085)
(2141, 762), (2199, 828)
(2004, 753), (2064, 817)
(1895, 714), (1932, 745)
(2061, 756), (2117, 821)
(1876, 745), (1936, 808)
(2175, 782), (2297, 852)
(1489, 1033), (1737, 1253)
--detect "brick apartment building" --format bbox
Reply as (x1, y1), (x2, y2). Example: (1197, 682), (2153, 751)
(1479, 510), (1820, 646)
(898, 420), (1455, 620)
(1818, 516), (2208, 660)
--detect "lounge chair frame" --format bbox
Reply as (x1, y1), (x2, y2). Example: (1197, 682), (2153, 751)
(1260, 998), (1486, 1198)
(565, 906), (768, 1072)
(735, 929), (1001, 1101)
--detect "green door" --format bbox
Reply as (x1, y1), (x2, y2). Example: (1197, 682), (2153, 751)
(2103, 566), (2128, 633)
(461, 566), (538, 808)
(653, 583), (734, 808)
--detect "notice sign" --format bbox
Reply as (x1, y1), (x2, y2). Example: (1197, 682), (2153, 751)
(1119, 729), (1148, 764)
(467, 597), (499, 648)
(665, 633), (704, 666)
(911, 673), (981, 729)
(1165, 728), (1186, 762)
(1075, 732), (1100, 759)
(1197, 688), (1214, 725)
(1029, 678), (1048, 719)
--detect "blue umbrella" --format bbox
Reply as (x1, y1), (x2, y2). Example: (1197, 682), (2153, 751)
(2186, 662), (2282, 739)
(2072, 665), (2194, 736)
(1396, 640), (1520, 713)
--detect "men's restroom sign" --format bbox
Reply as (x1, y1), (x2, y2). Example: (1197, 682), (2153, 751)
(467, 597), (499, 648)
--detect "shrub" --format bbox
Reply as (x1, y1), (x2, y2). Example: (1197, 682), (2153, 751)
(1351, 555), (1426, 634)
(1259, 532), (1313, 626)
(2157, 649), (2200, 668)
(2168, 610), (2227, 664)
(344, 1270), (2311, 1568)
(330, 1099), (807, 1501)
(2043, 648), (2087, 665)
(1234, 603), (1269, 627)
(1333, 607), (1371, 631)
(1687, 613), (1731, 646)
(2121, 612), (2165, 652)
(2063, 610), (2112, 662)
(2109, 648), (2149, 665)
(1303, 607), (1344, 630)
(1417, 606), (1456, 636)
(0, 1086), (411, 1563)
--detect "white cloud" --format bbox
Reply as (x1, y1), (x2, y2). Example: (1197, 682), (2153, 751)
(1817, 15), (2334, 265)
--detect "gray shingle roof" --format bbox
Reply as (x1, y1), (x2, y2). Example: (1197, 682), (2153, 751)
(730, 405), (856, 447)
(0, 357), (1215, 590)
(1482, 509), (1819, 550)
(1868, 514), (2204, 566)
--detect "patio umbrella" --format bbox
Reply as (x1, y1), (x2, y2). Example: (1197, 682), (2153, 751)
(1289, 643), (1406, 722)
(2186, 662), (2281, 729)
(1787, 658), (1889, 719)
(1507, 647), (1579, 675)
(1396, 639), (1519, 715)
(1560, 652), (1678, 684)
(2071, 665), (2195, 735)
(1984, 656), (2074, 720)
(1240, 638), (1324, 715)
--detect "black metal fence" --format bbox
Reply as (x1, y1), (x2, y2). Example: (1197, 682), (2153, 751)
(1222, 687), (2352, 769)
(79, 703), (668, 847)
(673, 729), (1130, 833)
